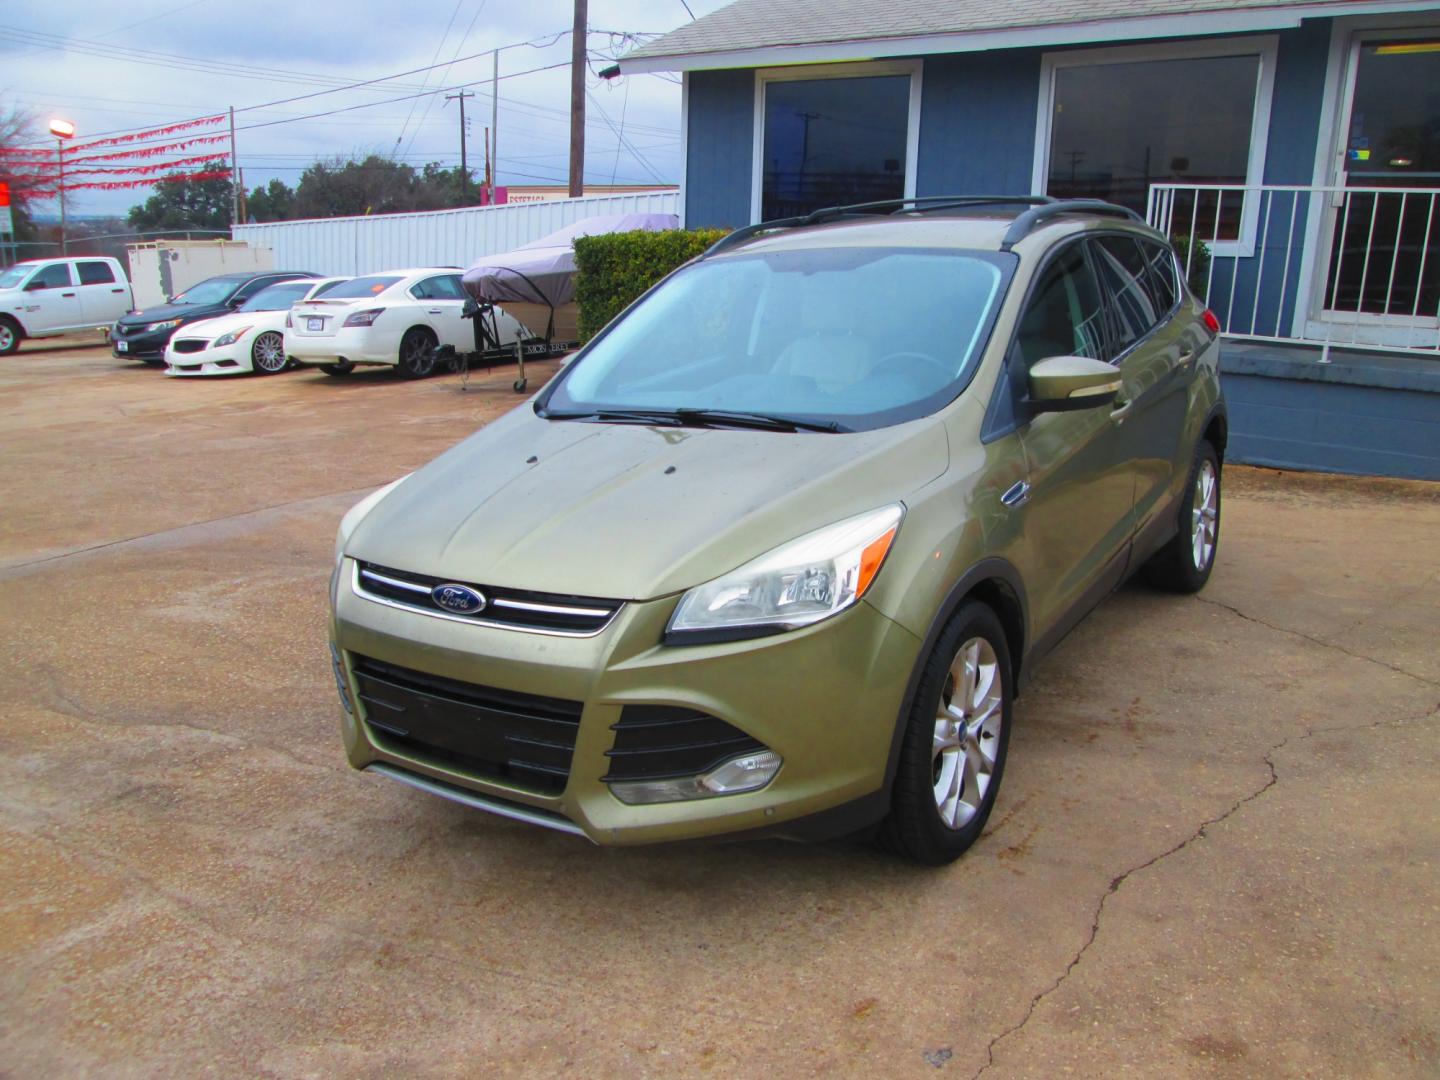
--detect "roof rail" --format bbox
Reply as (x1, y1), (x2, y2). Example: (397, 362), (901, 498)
(999, 200), (1143, 251)
(702, 195), (1058, 257)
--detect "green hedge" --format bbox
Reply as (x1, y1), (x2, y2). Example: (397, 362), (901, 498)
(573, 227), (730, 342)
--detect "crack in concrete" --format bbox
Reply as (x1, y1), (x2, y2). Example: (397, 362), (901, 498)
(1195, 594), (1439, 688)
(0, 483), (382, 577)
(968, 702), (1439, 1079)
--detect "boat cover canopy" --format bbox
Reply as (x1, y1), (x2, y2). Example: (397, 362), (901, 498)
(461, 212), (679, 309)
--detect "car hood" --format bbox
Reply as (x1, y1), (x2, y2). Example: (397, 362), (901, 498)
(346, 407), (950, 601)
(170, 310), (279, 340)
(118, 300), (226, 326)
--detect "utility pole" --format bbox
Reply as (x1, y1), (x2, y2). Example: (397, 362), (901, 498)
(569, 0), (587, 197)
(445, 89), (476, 196)
(228, 106), (240, 227)
(490, 49), (499, 204)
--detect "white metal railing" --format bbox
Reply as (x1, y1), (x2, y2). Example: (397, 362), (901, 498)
(1146, 183), (1439, 359)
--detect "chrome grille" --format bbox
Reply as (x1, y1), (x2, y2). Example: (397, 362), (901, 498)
(353, 561), (622, 637)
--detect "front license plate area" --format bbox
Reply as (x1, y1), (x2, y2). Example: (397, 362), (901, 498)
(116, 340), (128, 352)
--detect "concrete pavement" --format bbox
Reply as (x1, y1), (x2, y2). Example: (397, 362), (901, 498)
(2, 341), (1436, 1077)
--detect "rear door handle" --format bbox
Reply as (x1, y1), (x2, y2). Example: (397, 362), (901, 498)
(62, 292), (76, 297)
(1177, 350), (1196, 370)
(427, 309), (443, 314)
(1110, 399), (1134, 423)
(1001, 480), (1031, 508)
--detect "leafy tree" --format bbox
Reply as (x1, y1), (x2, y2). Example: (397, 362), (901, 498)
(0, 104), (45, 246)
(246, 177), (296, 223)
(127, 174), (234, 232)
(291, 154), (479, 219)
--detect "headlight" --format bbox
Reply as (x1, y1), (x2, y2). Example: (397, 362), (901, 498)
(334, 474), (410, 562)
(146, 318), (182, 332)
(212, 326), (251, 347)
(666, 503), (903, 644)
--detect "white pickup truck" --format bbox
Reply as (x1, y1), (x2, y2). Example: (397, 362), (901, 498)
(0, 256), (134, 355)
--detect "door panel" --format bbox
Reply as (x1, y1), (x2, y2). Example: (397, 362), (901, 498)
(414, 275), (470, 349)
(1091, 236), (1191, 536)
(23, 263), (80, 332)
(1010, 242), (1132, 639)
(75, 260), (129, 325)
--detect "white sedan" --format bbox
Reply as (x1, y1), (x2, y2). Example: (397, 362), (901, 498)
(163, 277), (350, 376)
(285, 268), (528, 378)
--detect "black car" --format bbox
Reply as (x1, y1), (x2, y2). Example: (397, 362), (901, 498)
(112, 271), (318, 363)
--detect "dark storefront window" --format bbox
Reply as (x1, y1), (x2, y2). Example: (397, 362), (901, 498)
(1047, 53), (1261, 237)
(761, 74), (910, 220)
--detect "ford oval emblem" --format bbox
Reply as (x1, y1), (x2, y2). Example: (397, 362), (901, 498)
(431, 583), (487, 615)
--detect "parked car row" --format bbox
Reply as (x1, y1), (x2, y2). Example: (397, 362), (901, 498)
(0, 256), (532, 379)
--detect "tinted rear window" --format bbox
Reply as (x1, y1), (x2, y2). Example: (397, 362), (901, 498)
(319, 275), (403, 299)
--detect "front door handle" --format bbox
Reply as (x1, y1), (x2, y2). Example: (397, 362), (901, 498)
(1001, 480), (1031, 508)
(111, 287), (125, 293)
(1177, 350), (1196, 371)
(1110, 398), (1134, 424)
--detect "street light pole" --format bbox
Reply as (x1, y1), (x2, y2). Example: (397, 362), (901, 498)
(48, 118), (76, 255)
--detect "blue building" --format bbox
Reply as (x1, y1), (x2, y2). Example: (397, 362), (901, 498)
(618, 0), (1440, 479)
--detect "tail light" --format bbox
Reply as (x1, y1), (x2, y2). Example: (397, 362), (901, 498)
(284, 310), (292, 328)
(1202, 309), (1221, 335)
(343, 308), (384, 328)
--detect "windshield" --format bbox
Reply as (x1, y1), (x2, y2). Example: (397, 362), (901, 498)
(172, 278), (240, 305)
(317, 275), (402, 299)
(239, 282), (312, 311)
(542, 248), (1008, 431)
(0, 264), (37, 289)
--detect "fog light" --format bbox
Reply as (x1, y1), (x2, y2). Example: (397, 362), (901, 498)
(329, 642), (353, 714)
(608, 750), (781, 805)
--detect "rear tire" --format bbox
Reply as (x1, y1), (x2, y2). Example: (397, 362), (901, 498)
(397, 328), (438, 379)
(1144, 440), (1220, 593)
(879, 600), (1013, 865)
(0, 316), (20, 356)
(250, 331), (287, 374)
(319, 361), (354, 377)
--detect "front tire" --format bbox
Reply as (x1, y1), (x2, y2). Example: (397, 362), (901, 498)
(1144, 440), (1220, 593)
(879, 601), (1013, 865)
(397, 328), (438, 379)
(250, 331), (287, 374)
(0, 316), (20, 356)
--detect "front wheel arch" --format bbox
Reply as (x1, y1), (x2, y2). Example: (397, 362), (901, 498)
(880, 559), (1030, 797)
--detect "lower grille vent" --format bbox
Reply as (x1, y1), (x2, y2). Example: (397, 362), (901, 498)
(352, 655), (581, 795)
(602, 706), (767, 782)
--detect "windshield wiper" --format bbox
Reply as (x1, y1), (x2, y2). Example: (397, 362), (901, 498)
(538, 406), (845, 433)
(538, 408), (685, 426)
(673, 408), (845, 433)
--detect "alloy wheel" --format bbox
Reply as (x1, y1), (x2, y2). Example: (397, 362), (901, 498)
(1191, 459), (1218, 570)
(932, 637), (1004, 830)
(0, 324), (14, 352)
(252, 331), (286, 373)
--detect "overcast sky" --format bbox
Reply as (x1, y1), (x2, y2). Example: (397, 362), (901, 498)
(1, 0), (731, 218)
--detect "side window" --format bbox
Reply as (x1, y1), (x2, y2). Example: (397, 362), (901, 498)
(77, 261), (116, 285)
(1092, 236), (1161, 352)
(1140, 240), (1179, 311)
(1014, 244), (1107, 369)
(434, 275), (466, 300)
(408, 279), (431, 300)
(232, 279), (269, 302)
(31, 263), (74, 289)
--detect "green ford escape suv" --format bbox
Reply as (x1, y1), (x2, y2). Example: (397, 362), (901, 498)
(328, 197), (1226, 864)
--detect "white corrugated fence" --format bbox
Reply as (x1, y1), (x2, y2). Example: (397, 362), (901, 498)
(230, 191), (680, 276)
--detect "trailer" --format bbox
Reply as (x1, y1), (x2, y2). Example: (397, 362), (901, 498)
(126, 239), (275, 309)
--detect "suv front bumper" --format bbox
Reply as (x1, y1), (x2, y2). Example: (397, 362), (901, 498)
(331, 557), (921, 845)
